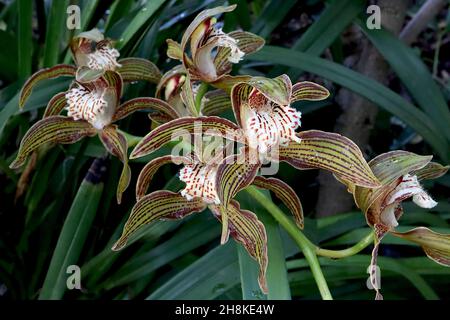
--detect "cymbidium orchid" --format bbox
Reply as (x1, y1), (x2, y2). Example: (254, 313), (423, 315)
(155, 65), (233, 118)
(112, 147), (304, 293)
(130, 75), (381, 190)
(338, 151), (450, 299)
(166, 5), (264, 85)
(19, 28), (162, 109)
(10, 71), (180, 203)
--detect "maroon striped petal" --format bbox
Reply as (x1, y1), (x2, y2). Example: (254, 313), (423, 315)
(211, 200), (268, 294)
(112, 190), (206, 250)
(279, 130), (380, 188)
(130, 116), (242, 159)
(19, 64), (76, 108)
(136, 155), (192, 201)
(99, 125), (131, 204)
(117, 57), (162, 84)
(391, 227), (450, 267)
(10, 116), (96, 169)
(291, 81), (330, 102)
(112, 97), (180, 123)
(252, 176), (304, 229)
(43, 92), (67, 118)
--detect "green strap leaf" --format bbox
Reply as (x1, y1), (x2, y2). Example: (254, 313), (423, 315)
(252, 176), (304, 229)
(43, 92), (67, 118)
(291, 81), (330, 103)
(112, 190), (206, 251)
(391, 227), (450, 267)
(38, 158), (104, 300)
(279, 130), (380, 188)
(117, 58), (162, 84)
(116, 0), (166, 50)
(359, 20), (450, 143)
(136, 155), (191, 201)
(112, 97), (180, 123)
(99, 126), (131, 204)
(213, 200), (268, 294)
(10, 116), (96, 169)
(201, 89), (232, 116)
(130, 116), (241, 159)
(19, 64), (76, 108)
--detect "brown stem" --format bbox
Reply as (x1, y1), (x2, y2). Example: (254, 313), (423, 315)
(400, 0), (447, 45)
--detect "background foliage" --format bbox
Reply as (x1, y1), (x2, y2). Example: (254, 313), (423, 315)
(0, 0), (449, 300)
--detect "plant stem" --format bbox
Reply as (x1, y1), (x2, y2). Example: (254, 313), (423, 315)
(315, 231), (374, 258)
(245, 186), (333, 300)
(195, 82), (209, 114)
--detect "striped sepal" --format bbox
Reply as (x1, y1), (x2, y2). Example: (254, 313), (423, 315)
(215, 153), (260, 206)
(291, 81), (330, 103)
(247, 74), (292, 106)
(10, 116), (96, 169)
(279, 130), (380, 188)
(99, 125), (131, 204)
(19, 64), (76, 108)
(130, 116), (242, 159)
(136, 155), (192, 201)
(214, 31), (265, 76)
(112, 97), (180, 123)
(112, 190), (206, 250)
(252, 176), (304, 229)
(117, 58), (162, 84)
(166, 39), (184, 61)
(180, 73), (198, 116)
(43, 92), (67, 118)
(201, 89), (232, 116)
(213, 200), (268, 294)
(411, 162), (449, 181)
(391, 227), (450, 267)
(354, 151), (432, 215)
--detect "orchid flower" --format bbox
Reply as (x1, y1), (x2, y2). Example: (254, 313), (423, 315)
(112, 147), (304, 294)
(166, 5), (264, 85)
(19, 28), (162, 108)
(338, 151), (450, 299)
(10, 71), (180, 204)
(130, 75), (381, 190)
(156, 65), (233, 119)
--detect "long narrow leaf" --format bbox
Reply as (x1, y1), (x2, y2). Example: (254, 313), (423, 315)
(38, 158), (104, 299)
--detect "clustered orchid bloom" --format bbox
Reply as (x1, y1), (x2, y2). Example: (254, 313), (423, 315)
(109, 5), (384, 292)
(112, 147), (306, 293)
(167, 5), (264, 85)
(10, 4), (450, 299)
(11, 29), (181, 203)
(18, 28), (162, 109)
(339, 151), (450, 299)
